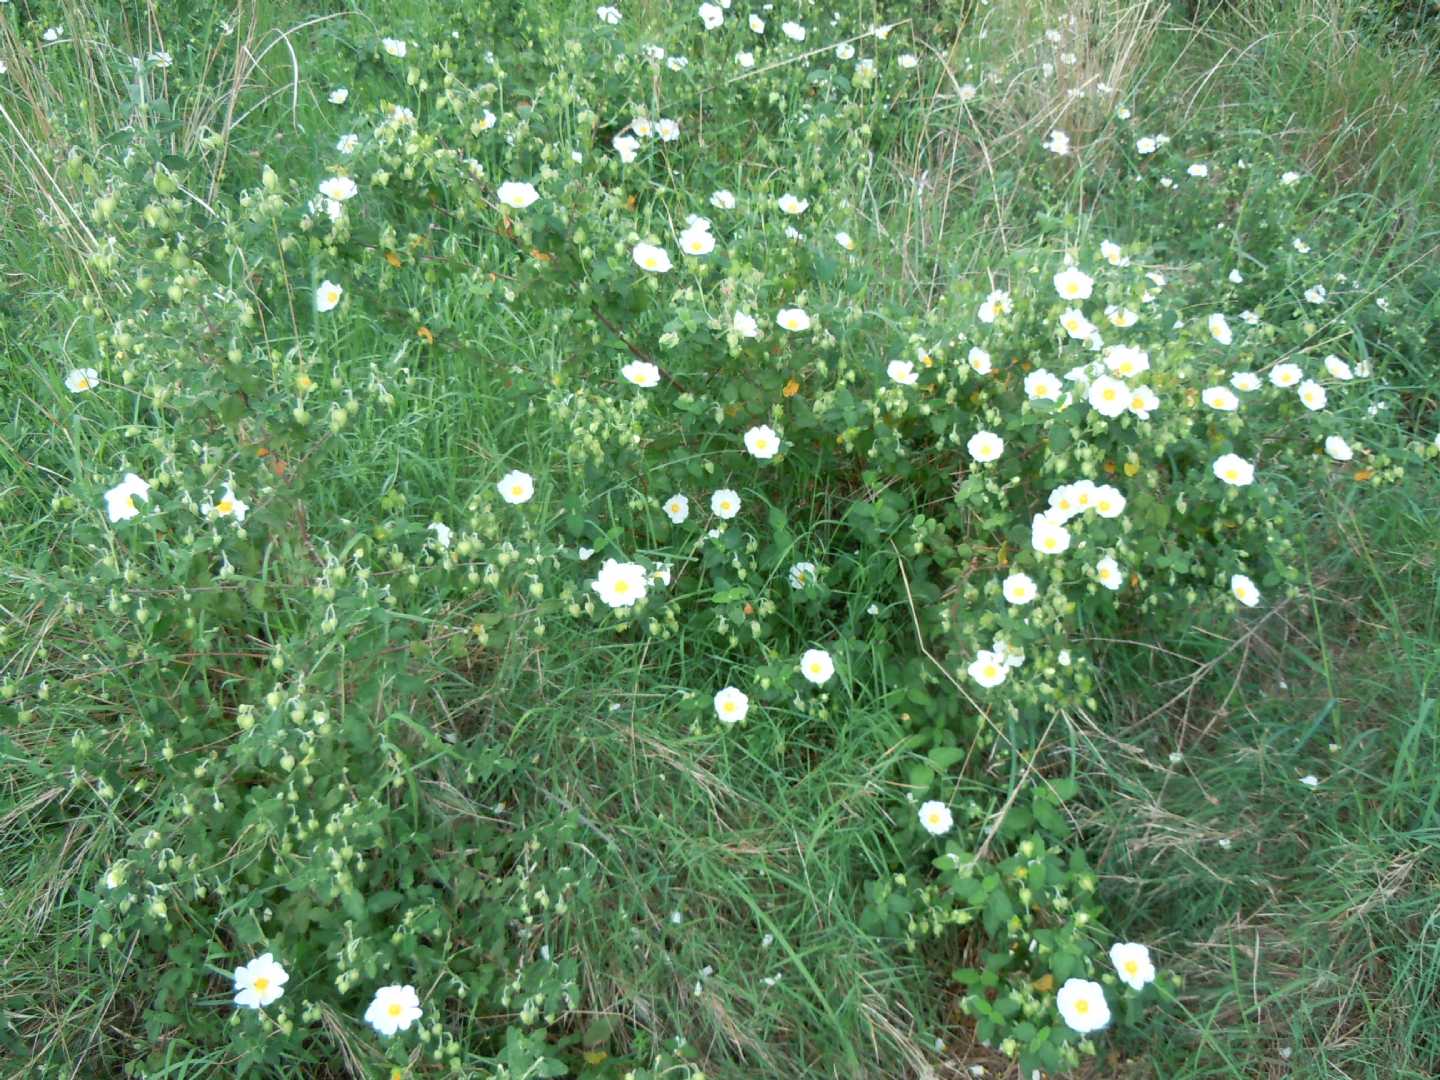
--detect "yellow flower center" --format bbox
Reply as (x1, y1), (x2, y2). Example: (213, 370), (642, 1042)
(754, 439), (768, 450)
(1075, 998), (1090, 1015)
(124, 495), (136, 511)
(1125, 961), (1138, 975)
(254, 977), (270, 991)
(388, 1002), (403, 1017)
(1044, 538), (1056, 550)
(1098, 500), (1112, 512)
(217, 499), (234, 515)
(613, 579), (629, 594)
(1225, 469), (1239, 481)
(983, 665), (998, 679)
(810, 663), (823, 674)
(1101, 568), (1113, 580)
(511, 485), (524, 497)
(1102, 388), (1117, 401)
(77, 377), (90, 389)
(644, 256), (656, 268)
(723, 701), (735, 713)
(720, 501), (732, 512)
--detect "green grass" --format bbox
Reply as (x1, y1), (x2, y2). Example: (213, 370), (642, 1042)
(3, 0), (1440, 1077)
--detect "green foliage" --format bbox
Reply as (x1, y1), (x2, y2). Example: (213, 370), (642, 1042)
(2, 0), (1439, 1077)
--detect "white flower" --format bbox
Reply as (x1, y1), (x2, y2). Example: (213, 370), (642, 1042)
(968, 650), (1008, 688)
(776, 307), (811, 332)
(105, 473), (151, 522)
(1324, 354), (1353, 381)
(1031, 514), (1071, 556)
(1270, 363), (1303, 388)
(967, 430), (1003, 463)
(1304, 284), (1328, 305)
(788, 561), (818, 589)
(1056, 309), (1094, 341)
(1208, 313), (1233, 345)
(1093, 485), (1126, 518)
(749, 14), (765, 32)
(632, 242), (673, 273)
(381, 37), (408, 58)
(315, 280), (343, 312)
(836, 42), (856, 60)
(328, 88), (349, 105)
(777, 193), (809, 215)
(1054, 268), (1096, 305)
(1293, 237), (1311, 254)
(1324, 435), (1353, 462)
(622, 360), (661, 387)
(1298, 380), (1327, 411)
(1229, 268), (1244, 284)
(1188, 162), (1209, 177)
(1129, 385), (1160, 419)
(1100, 239), (1128, 267)
(711, 488), (741, 519)
(781, 21), (806, 41)
(233, 953), (288, 1010)
(679, 224), (715, 256)
(428, 522), (452, 549)
(202, 486), (248, 523)
(1110, 943), (1156, 991)
(365, 984), (422, 1036)
(898, 53), (919, 69)
(711, 189), (737, 209)
(591, 558), (649, 608)
(612, 133), (640, 162)
(699, 2), (724, 29)
(737, 50), (755, 68)
(1002, 573), (1037, 606)
(1095, 557), (1123, 591)
(1136, 136), (1157, 154)
(744, 424), (780, 459)
(799, 648), (834, 685)
(668, 55), (691, 71)
(42, 26), (63, 43)
(967, 347), (992, 375)
(1231, 372), (1260, 392)
(663, 494), (690, 523)
(336, 133), (359, 154)
(834, 231), (855, 251)
(1088, 375), (1130, 418)
(656, 118), (680, 142)
(318, 176), (358, 202)
(1212, 453), (1255, 487)
(477, 109), (497, 131)
(1104, 345), (1149, 379)
(1043, 129), (1071, 156)
(1056, 978), (1111, 1033)
(1300, 774), (1320, 788)
(1024, 369), (1060, 402)
(887, 359), (919, 386)
(732, 311), (759, 338)
(497, 470), (535, 504)
(714, 686), (749, 723)
(918, 800), (953, 836)
(597, 5), (622, 24)
(1203, 386), (1239, 411)
(1230, 573), (1261, 607)
(496, 181), (539, 209)
(1281, 170), (1301, 185)
(65, 368), (100, 393)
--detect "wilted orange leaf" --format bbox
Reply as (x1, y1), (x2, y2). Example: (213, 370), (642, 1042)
(384, 250), (402, 268)
(782, 378), (800, 397)
(1032, 973), (1055, 992)
(417, 326), (434, 345)
(530, 248), (552, 262)
(1123, 461), (1141, 477)
(1354, 469), (1374, 481)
